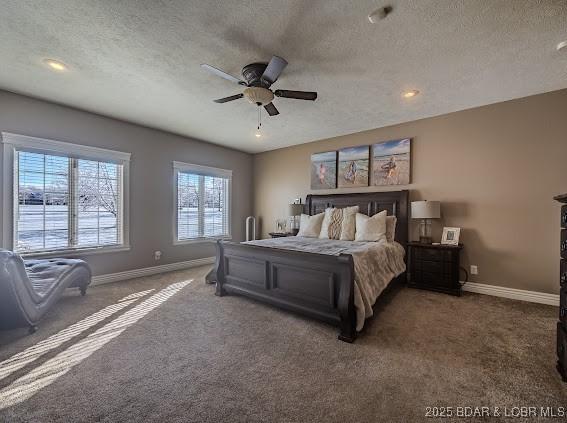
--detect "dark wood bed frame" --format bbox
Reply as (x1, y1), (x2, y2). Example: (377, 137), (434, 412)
(206, 190), (409, 343)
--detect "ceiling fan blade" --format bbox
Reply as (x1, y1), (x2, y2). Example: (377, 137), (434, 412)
(274, 90), (317, 101)
(201, 64), (246, 85)
(264, 102), (279, 116)
(261, 56), (288, 85)
(213, 93), (244, 103)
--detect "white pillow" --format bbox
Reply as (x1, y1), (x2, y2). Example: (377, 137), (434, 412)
(339, 206), (359, 241)
(385, 215), (397, 243)
(319, 208), (334, 239)
(297, 213), (325, 238)
(355, 210), (387, 242)
(319, 208), (343, 239)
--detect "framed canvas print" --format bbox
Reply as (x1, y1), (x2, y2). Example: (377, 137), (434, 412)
(372, 138), (411, 186)
(338, 146), (369, 188)
(310, 151), (337, 189)
(441, 227), (461, 245)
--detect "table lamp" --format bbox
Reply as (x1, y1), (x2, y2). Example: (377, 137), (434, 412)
(411, 200), (441, 244)
(289, 203), (304, 235)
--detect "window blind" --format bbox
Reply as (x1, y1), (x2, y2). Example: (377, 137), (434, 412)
(15, 151), (123, 253)
(76, 159), (121, 247)
(175, 162), (231, 241)
(17, 152), (70, 251)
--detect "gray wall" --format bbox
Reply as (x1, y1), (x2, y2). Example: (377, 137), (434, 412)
(0, 90), (253, 276)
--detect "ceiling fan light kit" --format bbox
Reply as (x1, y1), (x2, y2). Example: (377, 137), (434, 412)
(244, 87), (274, 106)
(201, 55), (318, 127)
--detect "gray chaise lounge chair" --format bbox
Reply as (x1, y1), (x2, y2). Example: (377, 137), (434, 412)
(0, 249), (92, 333)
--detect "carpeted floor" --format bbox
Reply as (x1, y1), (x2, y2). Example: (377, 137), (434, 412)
(0, 265), (565, 422)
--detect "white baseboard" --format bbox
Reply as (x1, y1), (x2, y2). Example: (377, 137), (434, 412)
(462, 281), (559, 306)
(91, 257), (215, 286)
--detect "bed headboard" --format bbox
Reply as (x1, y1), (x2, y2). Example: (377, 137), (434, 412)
(305, 190), (409, 248)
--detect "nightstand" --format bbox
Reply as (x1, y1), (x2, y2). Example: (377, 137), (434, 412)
(407, 242), (463, 296)
(268, 232), (294, 238)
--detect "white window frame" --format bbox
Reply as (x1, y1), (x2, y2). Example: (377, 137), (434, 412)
(173, 161), (232, 245)
(1, 132), (131, 257)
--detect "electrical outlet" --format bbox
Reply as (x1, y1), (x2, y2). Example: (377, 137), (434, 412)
(154, 251), (162, 261)
(470, 265), (478, 275)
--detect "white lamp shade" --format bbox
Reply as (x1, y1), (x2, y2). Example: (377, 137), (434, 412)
(411, 201), (441, 219)
(289, 203), (304, 216)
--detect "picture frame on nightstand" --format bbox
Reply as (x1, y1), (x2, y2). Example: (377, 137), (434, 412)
(441, 227), (461, 245)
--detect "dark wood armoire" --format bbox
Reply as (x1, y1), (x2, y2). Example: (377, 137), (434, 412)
(554, 193), (567, 381)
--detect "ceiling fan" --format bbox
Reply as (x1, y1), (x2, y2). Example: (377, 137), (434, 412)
(200, 55), (317, 117)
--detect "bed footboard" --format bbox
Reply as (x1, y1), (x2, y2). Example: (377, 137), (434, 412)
(212, 240), (357, 342)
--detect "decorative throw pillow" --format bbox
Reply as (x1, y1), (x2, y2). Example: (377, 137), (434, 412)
(297, 212), (325, 238)
(318, 208), (334, 239)
(385, 215), (397, 242)
(339, 206), (360, 241)
(319, 208), (343, 239)
(355, 210), (387, 242)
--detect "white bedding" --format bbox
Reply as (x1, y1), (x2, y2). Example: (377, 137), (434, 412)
(243, 236), (406, 331)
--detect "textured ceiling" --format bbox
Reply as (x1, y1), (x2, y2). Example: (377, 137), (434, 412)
(1, 0), (566, 153)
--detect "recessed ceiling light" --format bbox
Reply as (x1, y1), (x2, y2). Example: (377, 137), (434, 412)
(403, 90), (419, 98)
(43, 59), (68, 72)
(255, 132), (262, 138)
(558, 41), (567, 52)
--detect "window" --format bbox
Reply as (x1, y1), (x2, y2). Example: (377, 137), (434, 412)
(2, 133), (130, 255)
(173, 161), (231, 243)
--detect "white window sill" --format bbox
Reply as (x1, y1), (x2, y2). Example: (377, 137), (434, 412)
(19, 244), (131, 259)
(173, 236), (232, 246)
